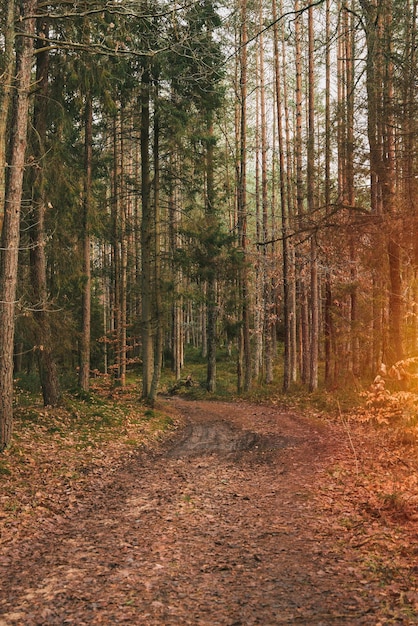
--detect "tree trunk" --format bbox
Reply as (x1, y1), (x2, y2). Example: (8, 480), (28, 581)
(78, 93), (92, 392)
(168, 151), (183, 380)
(388, 237), (403, 361)
(280, 0), (297, 384)
(273, 0), (291, 390)
(294, 0), (309, 384)
(324, 0), (333, 386)
(346, 4), (359, 376)
(111, 113), (122, 381)
(119, 107), (128, 387)
(237, 0), (252, 393)
(150, 75), (163, 402)
(29, 17), (60, 406)
(141, 59), (154, 400)
(254, 52), (263, 381)
(0, 0), (36, 450)
(360, 0), (403, 364)
(259, 1), (273, 385)
(307, 4), (318, 391)
(0, 0), (15, 234)
(206, 117), (217, 393)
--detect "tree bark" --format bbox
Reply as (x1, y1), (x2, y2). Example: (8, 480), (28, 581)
(0, 0), (15, 234)
(280, 0), (297, 384)
(78, 93), (92, 392)
(360, 0), (403, 364)
(168, 150), (183, 380)
(259, 1), (273, 385)
(29, 17), (60, 406)
(141, 59), (154, 400)
(273, 0), (291, 390)
(119, 107), (128, 387)
(0, 0), (36, 450)
(111, 113), (122, 381)
(324, 0), (333, 386)
(150, 74), (163, 402)
(237, 0), (252, 393)
(254, 51), (263, 381)
(307, 3), (319, 391)
(206, 118), (217, 393)
(294, 0), (309, 384)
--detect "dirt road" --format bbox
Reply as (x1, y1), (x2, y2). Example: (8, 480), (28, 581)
(0, 399), (416, 624)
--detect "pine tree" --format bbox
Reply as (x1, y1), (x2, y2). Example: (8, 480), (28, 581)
(0, 0), (37, 449)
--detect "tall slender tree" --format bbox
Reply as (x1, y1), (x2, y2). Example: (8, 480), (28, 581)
(0, 0), (15, 229)
(237, 0), (252, 392)
(28, 16), (60, 405)
(78, 90), (93, 392)
(360, 0), (403, 364)
(150, 63), (163, 400)
(140, 53), (154, 400)
(273, 0), (291, 390)
(307, 2), (319, 392)
(0, 0), (36, 449)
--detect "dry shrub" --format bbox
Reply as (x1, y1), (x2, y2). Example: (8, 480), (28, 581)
(354, 359), (418, 430)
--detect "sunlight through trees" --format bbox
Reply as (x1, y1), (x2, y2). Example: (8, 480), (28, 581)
(1, 0), (418, 448)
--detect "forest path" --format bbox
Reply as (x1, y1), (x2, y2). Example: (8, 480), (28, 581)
(0, 398), (416, 625)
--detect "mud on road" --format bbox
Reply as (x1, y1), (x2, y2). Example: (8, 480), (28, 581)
(0, 398), (416, 625)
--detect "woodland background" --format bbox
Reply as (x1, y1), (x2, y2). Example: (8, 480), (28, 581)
(1, 0), (418, 449)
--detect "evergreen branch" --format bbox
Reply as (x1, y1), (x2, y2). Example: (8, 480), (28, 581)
(33, 1), (197, 22)
(33, 39), (168, 58)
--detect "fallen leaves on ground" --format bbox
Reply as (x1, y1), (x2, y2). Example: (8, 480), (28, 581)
(0, 388), (417, 625)
(0, 379), (181, 546)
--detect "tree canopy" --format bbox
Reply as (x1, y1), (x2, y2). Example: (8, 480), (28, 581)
(1, 0), (418, 448)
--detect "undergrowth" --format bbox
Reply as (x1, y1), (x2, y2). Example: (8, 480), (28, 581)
(8, 351), (418, 459)
(0, 376), (179, 519)
(347, 358), (418, 448)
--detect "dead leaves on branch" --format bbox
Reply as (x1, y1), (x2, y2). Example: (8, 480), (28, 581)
(344, 362), (418, 526)
(353, 358), (418, 435)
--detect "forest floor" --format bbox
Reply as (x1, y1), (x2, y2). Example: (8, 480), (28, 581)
(0, 392), (418, 625)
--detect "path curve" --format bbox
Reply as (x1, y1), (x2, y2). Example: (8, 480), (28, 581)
(0, 399), (411, 624)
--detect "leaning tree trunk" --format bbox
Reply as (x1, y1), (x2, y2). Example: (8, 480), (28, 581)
(0, 0), (36, 450)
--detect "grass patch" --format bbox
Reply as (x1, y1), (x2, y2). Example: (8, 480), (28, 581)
(0, 461), (11, 476)
(161, 346), (238, 400)
(146, 412), (174, 434)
